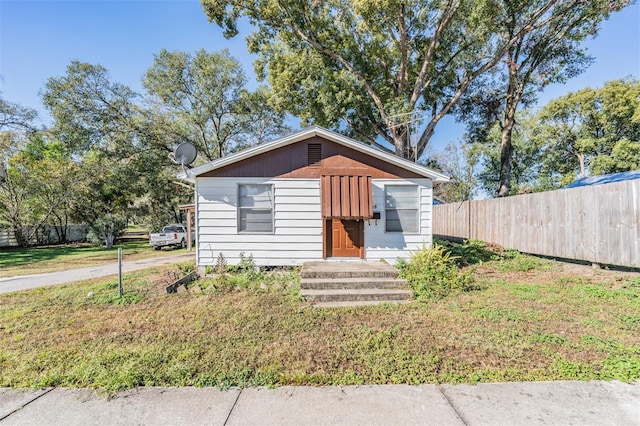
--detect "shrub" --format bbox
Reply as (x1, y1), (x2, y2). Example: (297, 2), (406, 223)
(398, 243), (474, 302)
(435, 238), (502, 266)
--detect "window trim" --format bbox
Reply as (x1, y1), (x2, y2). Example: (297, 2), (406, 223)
(384, 184), (419, 233)
(237, 183), (275, 234)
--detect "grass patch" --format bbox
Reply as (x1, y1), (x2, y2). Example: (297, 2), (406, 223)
(0, 239), (188, 278)
(1, 256), (639, 394)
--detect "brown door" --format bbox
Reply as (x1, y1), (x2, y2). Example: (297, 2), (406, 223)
(327, 219), (363, 257)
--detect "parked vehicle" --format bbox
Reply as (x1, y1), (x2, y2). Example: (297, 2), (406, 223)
(148, 224), (193, 250)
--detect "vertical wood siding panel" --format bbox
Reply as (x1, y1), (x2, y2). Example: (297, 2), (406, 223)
(341, 176), (350, 218)
(321, 175), (330, 218)
(351, 176), (360, 218)
(332, 177), (341, 217)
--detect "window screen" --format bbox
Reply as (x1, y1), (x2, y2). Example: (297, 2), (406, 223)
(238, 184), (274, 233)
(385, 185), (418, 232)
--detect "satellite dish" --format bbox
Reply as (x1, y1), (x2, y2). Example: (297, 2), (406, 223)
(170, 142), (197, 167)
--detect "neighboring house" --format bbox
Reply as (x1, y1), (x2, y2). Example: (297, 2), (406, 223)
(179, 126), (449, 268)
(563, 170), (640, 189)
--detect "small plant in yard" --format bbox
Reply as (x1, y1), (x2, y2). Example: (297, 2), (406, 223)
(494, 249), (553, 272)
(398, 243), (474, 302)
(437, 238), (502, 266)
(177, 261), (196, 276)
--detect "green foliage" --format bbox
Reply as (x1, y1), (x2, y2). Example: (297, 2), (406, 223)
(398, 243), (474, 302)
(177, 261), (196, 276)
(590, 138), (640, 175)
(144, 49), (289, 161)
(437, 238), (502, 266)
(227, 252), (257, 275)
(198, 253), (300, 297)
(204, 0), (605, 159)
(214, 252), (228, 287)
(491, 250), (552, 272)
(0, 132), (82, 246)
(33, 50), (287, 243)
(86, 214), (127, 249)
(536, 77), (640, 186)
(601, 354), (640, 382)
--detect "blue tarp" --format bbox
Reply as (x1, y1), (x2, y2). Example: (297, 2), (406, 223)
(564, 170), (640, 189)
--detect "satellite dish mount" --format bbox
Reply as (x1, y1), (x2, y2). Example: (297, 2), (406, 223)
(169, 142), (198, 174)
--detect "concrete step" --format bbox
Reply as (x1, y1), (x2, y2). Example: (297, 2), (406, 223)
(301, 288), (413, 303)
(300, 261), (399, 279)
(300, 277), (407, 290)
(313, 300), (412, 308)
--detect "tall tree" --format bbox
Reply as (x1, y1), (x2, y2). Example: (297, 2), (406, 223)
(143, 49), (289, 161)
(42, 61), (141, 156)
(536, 78), (640, 182)
(202, 0), (604, 160)
(469, 112), (544, 196)
(0, 94), (37, 132)
(456, 0), (629, 196)
(0, 95), (39, 246)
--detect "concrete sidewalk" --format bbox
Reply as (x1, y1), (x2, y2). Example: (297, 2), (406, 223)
(1, 381), (639, 425)
(0, 253), (194, 294)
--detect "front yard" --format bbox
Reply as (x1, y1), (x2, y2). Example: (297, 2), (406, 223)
(1, 250), (639, 394)
(0, 239), (190, 278)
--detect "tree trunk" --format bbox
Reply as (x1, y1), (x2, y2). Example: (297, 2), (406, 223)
(497, 122), (515, 197)
(393, 128), (412, 160)
(12, 222), (28, 248)
(497, 53), (525, 198)
(578, 153), (586, 178)
(105, 234), (114, 249)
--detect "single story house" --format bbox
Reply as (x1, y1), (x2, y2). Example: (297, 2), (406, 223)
(179, 126), (449, 268)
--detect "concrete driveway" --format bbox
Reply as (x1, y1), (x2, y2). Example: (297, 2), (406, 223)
(0, 253), (194, 294)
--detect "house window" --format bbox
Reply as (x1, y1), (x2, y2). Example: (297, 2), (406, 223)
(385, 185), (419, 232)
(238, 184), (274, 233)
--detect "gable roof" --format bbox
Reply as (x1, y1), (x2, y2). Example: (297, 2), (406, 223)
(178, 126), (449, 182)
(563, 170), (640, 189)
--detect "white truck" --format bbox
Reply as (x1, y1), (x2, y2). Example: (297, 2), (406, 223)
(148, 224), (193, 250)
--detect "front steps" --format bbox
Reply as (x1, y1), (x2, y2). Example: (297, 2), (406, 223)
(300, 261), (412, 307)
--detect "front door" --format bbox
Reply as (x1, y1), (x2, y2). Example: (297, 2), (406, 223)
(327, 219), (363, 257)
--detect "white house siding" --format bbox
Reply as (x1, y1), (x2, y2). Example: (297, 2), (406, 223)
(364, 178), (433, 263)
(195, 177), (433, 267)
(196, 177), (323, 266)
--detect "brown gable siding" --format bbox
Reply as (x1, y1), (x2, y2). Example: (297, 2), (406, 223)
(200, 136), (423, 179)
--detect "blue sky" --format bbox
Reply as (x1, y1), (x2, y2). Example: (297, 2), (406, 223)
(1, 0), (639, 154)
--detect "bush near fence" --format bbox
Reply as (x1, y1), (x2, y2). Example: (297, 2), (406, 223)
(433, 179), (640, 269)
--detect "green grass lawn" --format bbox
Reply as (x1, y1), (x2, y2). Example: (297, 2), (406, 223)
(0, 239), (190, 278)
(1, 252), (639, 394)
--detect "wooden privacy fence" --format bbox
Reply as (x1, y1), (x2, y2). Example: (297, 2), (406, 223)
(433, 179), (640, 268)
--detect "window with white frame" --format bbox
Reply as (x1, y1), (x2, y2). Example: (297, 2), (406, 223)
(385, 185), (419, 232)
(238, 184), (274, 233)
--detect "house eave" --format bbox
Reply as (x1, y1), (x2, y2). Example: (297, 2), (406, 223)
(177, 126), (450, 183)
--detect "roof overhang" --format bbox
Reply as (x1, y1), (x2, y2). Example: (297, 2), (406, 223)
(177, 126), (450, 183)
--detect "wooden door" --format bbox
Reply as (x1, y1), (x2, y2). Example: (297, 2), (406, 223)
(327, 219), (363, 257)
